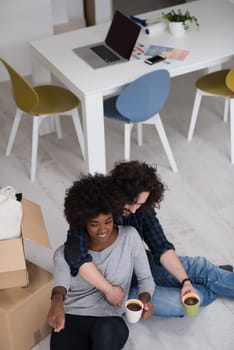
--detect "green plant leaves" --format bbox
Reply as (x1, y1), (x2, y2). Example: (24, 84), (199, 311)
(161, 9), (199, 30)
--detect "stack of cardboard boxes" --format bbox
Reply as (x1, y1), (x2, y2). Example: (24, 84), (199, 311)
(0, 198), (53, 350)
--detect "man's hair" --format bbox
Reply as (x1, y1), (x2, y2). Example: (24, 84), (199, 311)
(64, 174), (121, 229)
(110, 161), (166, 209)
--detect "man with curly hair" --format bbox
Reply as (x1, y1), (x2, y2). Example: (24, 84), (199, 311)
(48, 174), (154, 349)
(64, 161), (234, 317)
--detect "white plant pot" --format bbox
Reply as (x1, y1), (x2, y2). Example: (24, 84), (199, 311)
(168, 21), (185, 37)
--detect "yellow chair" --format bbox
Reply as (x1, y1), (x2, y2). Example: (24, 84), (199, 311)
(1, 58), (85, 181)
(187, 67), (234, 163)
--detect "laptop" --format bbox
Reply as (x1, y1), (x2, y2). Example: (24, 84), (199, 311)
(73, 11), (141, 69)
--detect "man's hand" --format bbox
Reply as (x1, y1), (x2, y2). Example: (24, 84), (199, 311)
(180, 280), (198, 299)
(104, 285), (124, 308)
(47, 297), (65, 333)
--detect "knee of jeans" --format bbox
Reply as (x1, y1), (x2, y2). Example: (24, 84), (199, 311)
(196, 256), (214, 270)
(150, 288), (185, 318)
(154, 301), (185, 318)
(197, 256), (211, 267)
(194, 284), (217, 306)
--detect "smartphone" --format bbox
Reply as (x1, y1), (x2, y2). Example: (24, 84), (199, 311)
(144, 55), (166, 65)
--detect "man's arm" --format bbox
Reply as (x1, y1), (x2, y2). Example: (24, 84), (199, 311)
(79, 262), (124, 307)
(134, 207), (175, 263)
(140, 208), (197, 298)
(64, 229), (124, 306)
(159, 249), (189, 282)
(160, 249), (198, 298)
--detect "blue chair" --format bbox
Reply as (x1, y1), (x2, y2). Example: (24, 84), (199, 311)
(104, 70), (178, 172)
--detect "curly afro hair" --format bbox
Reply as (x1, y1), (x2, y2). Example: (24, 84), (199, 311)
(64, 174), (121, 230)
(110, 161), (166, 209)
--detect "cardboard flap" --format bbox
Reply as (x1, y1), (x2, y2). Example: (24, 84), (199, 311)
(0, 239), (26, 272)
(21, 199), (51, 248)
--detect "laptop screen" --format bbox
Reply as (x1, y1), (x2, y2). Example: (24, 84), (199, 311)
(105, 11), (141, 60)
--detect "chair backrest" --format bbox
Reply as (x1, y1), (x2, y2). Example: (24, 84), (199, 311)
(0, 58), (39, 112)
(116, 70), (170, 122)
(226, 66), (234, 92)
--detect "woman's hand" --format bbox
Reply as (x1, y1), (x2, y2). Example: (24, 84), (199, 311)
(47, 296), (65, 333)
(141, 302), (154, 320)
(139, 292), (154, 320)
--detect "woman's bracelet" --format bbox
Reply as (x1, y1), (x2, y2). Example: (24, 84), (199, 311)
(181, 278), (192, 288)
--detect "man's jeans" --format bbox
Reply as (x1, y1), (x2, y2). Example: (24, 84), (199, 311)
(129, 253), (234, 317)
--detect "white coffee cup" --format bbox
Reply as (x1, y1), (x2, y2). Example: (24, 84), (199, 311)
(125, 299), (144, 323)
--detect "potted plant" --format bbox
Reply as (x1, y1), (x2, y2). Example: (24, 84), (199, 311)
(161, 9), (199, 36)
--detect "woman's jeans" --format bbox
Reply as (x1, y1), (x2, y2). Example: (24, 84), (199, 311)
(129, 253), (234, 317)
(50, 314), (129, 350)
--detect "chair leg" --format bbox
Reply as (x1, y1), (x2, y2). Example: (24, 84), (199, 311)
(5, 109), (22, 156)
(187, 90), (202, 141)
(154, 115), (178, 172)
(230, 99), (234, 164)
(124, 123), (133, 161)
(71, 109), (85, 160)
(137, 123), (143, 146)
(223, 98), (229, 123)
(31, 117), (41, 182)
(54, 116), (62, 139)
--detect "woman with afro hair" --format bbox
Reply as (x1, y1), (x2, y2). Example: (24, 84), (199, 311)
(48, 173), (154, 350)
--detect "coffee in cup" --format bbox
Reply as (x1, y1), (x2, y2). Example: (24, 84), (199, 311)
(182, 292), (200, 316)
(125, 299), (144, 323)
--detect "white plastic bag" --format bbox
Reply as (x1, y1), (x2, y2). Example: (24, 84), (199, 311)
(0, 186), (22, 240)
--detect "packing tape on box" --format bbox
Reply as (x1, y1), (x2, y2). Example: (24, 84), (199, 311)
(145, 22), (167, 35)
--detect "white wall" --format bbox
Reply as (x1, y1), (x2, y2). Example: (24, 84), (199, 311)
(0, 0), (54, 81)
(51, 0), (84, 25)
(0, 0), (112, 81)
(95, 0), (113, 24)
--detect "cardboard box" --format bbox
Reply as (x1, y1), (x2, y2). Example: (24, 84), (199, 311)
(0, 198), (50, 289)
(0, 261), (53, 350)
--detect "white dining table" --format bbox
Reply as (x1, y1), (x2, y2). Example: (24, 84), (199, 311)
(30, 0), (234, 174)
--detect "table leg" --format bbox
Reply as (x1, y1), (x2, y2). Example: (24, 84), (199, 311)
(31, 50), (55, 135)
(230, 99), (234, 164)
(82, 93), (106, 174)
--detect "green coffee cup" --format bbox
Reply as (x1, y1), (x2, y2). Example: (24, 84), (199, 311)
(182, 292), (200, 316)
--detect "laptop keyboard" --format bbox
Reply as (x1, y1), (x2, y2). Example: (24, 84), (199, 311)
(91, 45), (121, 63)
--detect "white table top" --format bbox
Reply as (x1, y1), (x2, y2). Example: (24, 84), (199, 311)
(31, 0), (234, 100)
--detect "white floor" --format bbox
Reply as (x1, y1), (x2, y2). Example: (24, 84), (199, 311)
(1, 61), (234, 349)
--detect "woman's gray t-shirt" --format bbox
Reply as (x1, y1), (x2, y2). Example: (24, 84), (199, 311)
(53, 225), (155, 317)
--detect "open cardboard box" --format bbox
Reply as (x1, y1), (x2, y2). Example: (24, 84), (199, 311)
(0, 198), (50, 289)
(0, 261), (53, 350)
